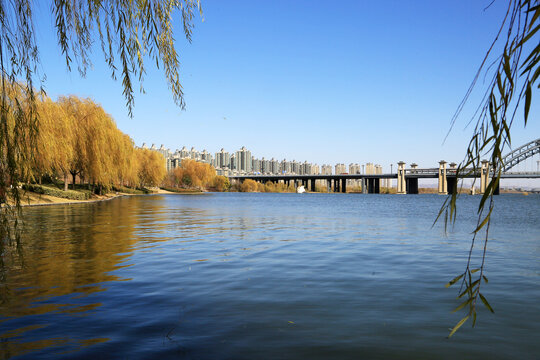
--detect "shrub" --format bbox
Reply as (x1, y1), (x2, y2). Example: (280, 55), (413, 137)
(112, 185), (146, 195)
(22, 184), (91, 200)
(240, 179), (258, 192)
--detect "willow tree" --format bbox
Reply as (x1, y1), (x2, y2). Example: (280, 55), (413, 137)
(441, 0), (539, 337)
(0, 0), (201, 242)
(135, 148), (166, 188)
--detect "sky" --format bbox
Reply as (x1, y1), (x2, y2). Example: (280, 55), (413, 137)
(32, 0), (539, 174)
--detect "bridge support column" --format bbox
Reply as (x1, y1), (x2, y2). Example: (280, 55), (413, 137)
(438, 161), (447, 195)
(311, 179), (316, 192)
(406, 178), (418, 194)
(342, 178), (347, 193)
(397, 162), (406, 194)
(334, 178), (340, 192)
(447, 177), (457, 195)
(480, 160), (489, 194)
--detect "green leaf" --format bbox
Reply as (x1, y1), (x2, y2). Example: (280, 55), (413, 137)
(458, 279), (480, 299)
(473, 206), (493, 233)
(470, 268), (480, 274)
(453, 297), (473, 313)
(445, 273), (464, 288)
(524, 81), (532, 126)
(482, 275), (489, 284)
(479, 293), (495, 313)
(448, 315), (469, 338)
(503, 50), (514, 87)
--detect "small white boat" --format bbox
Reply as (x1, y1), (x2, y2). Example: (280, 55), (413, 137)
(296, 185), (306, 194)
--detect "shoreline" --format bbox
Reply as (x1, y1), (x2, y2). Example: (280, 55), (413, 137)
(12, 188), (175, 208)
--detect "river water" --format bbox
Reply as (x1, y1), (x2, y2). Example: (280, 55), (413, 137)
(0, 193), (538, 359)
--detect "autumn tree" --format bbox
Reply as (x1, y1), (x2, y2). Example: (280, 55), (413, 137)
(136, 148), (166, 188)
(170, 159), (217, 190)
(32, 96), (75, 190)
(212, 175), (230, 192)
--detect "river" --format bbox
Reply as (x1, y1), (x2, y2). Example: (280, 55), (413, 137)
(0, 193), (538, 359)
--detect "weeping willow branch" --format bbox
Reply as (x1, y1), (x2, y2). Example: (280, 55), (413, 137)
(441, 0), (539, 337)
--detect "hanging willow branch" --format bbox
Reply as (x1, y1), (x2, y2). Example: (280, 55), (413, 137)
(439, 0), (539, 337)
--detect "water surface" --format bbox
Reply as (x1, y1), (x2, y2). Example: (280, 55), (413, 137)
(0, 193), (539, 359)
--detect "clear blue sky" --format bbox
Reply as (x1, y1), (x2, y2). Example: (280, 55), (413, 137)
(33, 0), (539, 172)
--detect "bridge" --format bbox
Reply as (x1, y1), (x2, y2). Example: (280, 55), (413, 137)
(228, 138), (540, 194)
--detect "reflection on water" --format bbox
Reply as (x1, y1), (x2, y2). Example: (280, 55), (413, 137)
(0, 193), (538, 359)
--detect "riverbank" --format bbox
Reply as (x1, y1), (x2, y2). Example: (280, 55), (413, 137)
(9, 187), (178, 207)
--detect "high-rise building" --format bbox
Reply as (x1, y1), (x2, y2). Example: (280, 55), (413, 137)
(179, 146), (190, 159)
(280, 159), (291, 174)
(365, 162), (375, 175)
(215, 148), (231, 169)
(270, 158), (280, 174)
(261, 157), (270, 174)
(335, 163), (346, 174)
(234, 146), (252, 173)
(200, 149), (212, 164)
(349, 163), (361, 174)
(321, 164), (332, 175)
(252, 158), (261, 173)
(291, 160), (300, 174)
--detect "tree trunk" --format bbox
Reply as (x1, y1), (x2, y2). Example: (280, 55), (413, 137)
(71, 172), (77, 190)
(64, 173), (68, 191)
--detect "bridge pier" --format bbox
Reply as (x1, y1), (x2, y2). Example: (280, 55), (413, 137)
(334, 178), (340, 192)
(438, 161), (447, 195)
(447, 176), (457, 195)
(366, 178), (380, 193)
(480, 160), (500, 195)
(397, 161), (406, 194)
(406, 178), (418, 194)
(480, 160), (489, 194)
(342, 178), (347, 193)
(311, 178), (316, 192)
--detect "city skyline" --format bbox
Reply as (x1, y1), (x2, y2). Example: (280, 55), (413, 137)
(143, 142), (389, 176)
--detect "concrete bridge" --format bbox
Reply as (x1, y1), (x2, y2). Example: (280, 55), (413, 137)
(229, 138), (540, 194)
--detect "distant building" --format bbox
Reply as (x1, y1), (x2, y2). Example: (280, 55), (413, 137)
(349, 163), (361, 174)
(280, 159), (291, 174)
(270, 158), (280, 174)
(234, 146), (252, 173)
(321, 164), (332, 175)
(215, 148), (231, 169)
(335, 163), (346, 174)
(252, 158), (261, 173)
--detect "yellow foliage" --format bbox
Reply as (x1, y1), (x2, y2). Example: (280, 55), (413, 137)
(135, 148), (166, 187)
(263, 181), (293, 193)
(240, 179), (259, 192)
(25, 95), (165, 190)
(212, 176), (230, 192)
(169, 159), (217, 190)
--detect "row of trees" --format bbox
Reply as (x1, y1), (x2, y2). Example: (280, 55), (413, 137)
(163, 159), (230, 191)
(32, 95), (166, 191)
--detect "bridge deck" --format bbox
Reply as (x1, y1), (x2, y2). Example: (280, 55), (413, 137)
(229, 171), (540, 180)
